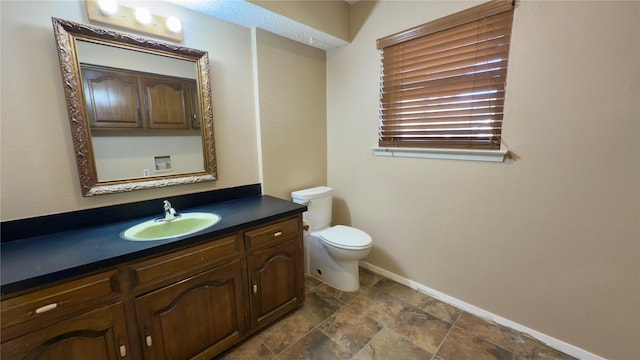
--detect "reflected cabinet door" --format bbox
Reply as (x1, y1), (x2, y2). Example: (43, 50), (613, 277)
(134, 259), (247, 360)
(1, 302), (129, 360)
(81, 64), (198, 130)
(140, 76), (195, 130)
(81, 65), (143, 129)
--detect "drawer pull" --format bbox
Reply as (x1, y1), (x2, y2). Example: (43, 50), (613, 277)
(273, 231), (283, 237)
(22, 301), (69, 317)
(119, 339), (127, 358)
(36, 303), (59, 314)
(145, 330), (153, 349)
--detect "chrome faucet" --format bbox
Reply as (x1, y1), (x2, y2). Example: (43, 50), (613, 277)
(162, 200), (179, 221)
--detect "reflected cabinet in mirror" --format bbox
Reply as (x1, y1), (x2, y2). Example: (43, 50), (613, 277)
(52, 17), (217, 196)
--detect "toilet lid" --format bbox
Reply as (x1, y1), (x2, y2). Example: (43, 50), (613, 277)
(318, 225), (372, 249)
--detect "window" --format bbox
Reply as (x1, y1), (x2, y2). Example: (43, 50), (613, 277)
(376, 0), (515, 153)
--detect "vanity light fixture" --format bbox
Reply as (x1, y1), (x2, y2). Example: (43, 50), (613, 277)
(166, 16), (182, 33)
(85, 0), (184, 42)
(97, 0), (118, 15)
(134, 7), (152, 25)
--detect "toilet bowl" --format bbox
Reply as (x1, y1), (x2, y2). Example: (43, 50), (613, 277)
(317, 225), (372, 261)
(292, 186), (373, 292)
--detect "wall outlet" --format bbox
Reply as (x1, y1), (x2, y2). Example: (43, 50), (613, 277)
(143, 169), (150, 176)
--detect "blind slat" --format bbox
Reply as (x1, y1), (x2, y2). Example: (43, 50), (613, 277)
(381, 72), (507, 100)
(381, 84), (505, 105)
(377, 0), (514, 49)
(380, 113), (502, 126)
(382, 37), (508, 76)
(384, 12), (512, 50)
(381, 123), (502, 131)
(381, 91), (504, 111)
(382, 106), (504, 119)
(383, 59), (509, 91)
(380, 131), (502, 138)
(379, 139), (500, 150)
(383, 16), (513, 61)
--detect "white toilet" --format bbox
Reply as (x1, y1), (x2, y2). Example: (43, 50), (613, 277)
(291, 186), (373, 292)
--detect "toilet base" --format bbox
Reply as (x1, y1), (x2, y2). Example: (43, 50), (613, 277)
(305, 233), (362, 292)
(308, 259), (360, 292)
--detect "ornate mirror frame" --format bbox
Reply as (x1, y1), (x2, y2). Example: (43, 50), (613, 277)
(52, 17), (217, 196)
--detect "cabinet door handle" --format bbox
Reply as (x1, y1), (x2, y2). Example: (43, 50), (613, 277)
(252, 282), (258, 294)
(273, 231), (283, 237)
(22, 300), (69, 317)
(119, 339), (127, 358)
(145, 329), (153, 350)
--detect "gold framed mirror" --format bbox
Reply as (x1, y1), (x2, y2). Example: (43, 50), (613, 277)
(52, 17), (217, 196)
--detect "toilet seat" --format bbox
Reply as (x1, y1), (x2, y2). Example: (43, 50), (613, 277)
(318, 225), (372, 250)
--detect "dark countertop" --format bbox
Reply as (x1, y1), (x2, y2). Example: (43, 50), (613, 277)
(1, 195), (306, 297)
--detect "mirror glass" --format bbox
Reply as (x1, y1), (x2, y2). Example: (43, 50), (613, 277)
(77, 40), (205, 181)
(52, 18), (217, 196)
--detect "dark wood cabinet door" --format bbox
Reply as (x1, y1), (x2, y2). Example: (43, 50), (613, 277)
(140, 76), (191, 129)
(134, 259), (246, 360)
(248, 239), (304, 330)
(81, 66), (143, 129)
(1, 302), (129, 360)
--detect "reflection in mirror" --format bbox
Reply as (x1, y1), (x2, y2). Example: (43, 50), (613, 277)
(52, 18), (217, 196)
(77, 40), (205, 181)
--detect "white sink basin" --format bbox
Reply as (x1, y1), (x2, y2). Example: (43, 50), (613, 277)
(120, 212), (221, 241)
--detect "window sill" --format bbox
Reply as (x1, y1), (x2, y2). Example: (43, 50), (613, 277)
(371, 147), (508, 162)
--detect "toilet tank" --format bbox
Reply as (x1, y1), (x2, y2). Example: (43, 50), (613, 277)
(291, 186), (332, 231)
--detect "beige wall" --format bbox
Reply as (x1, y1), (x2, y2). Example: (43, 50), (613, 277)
(0, 1), (327, 220)
(255, 28), (327, 200)
(250, 0), (351, 42)
(327, 1), (640, 359)
(92, 135), (204, 181)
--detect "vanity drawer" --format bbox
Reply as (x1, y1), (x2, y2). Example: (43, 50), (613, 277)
(244, 217), (300, 251)
(1, 270), (118, 330)
(129, 234), (241, 291)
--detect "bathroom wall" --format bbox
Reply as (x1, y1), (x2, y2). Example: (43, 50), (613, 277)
(0, 1), (326, 220)
(326, 1), (640, 358)
(254, 28), (327, 200)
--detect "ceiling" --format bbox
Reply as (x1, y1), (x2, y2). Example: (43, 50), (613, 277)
(164, 0), (350, 50)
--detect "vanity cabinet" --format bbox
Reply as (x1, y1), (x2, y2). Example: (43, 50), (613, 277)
(127, 234), (247, 360)
(2, 303), (130, 360)
(245, 218), (305, 331)
(1, 214), (304, 360)
(0, 270), (130, 360)
(134, 260), (246, 360)
(81, 64), (199, 130)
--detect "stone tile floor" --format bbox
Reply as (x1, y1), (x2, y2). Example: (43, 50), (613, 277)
(219, 267), (578, 360)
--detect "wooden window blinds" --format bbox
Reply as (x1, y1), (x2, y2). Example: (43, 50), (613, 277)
(377, 0), (515, 149)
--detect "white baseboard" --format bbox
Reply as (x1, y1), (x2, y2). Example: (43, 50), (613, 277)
(359, 261), (605, 360)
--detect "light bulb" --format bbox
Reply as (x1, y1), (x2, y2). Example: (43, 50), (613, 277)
(165, 16), (182, 33)
(97, 0), (118, 15)
(134, 7), (152, 25)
